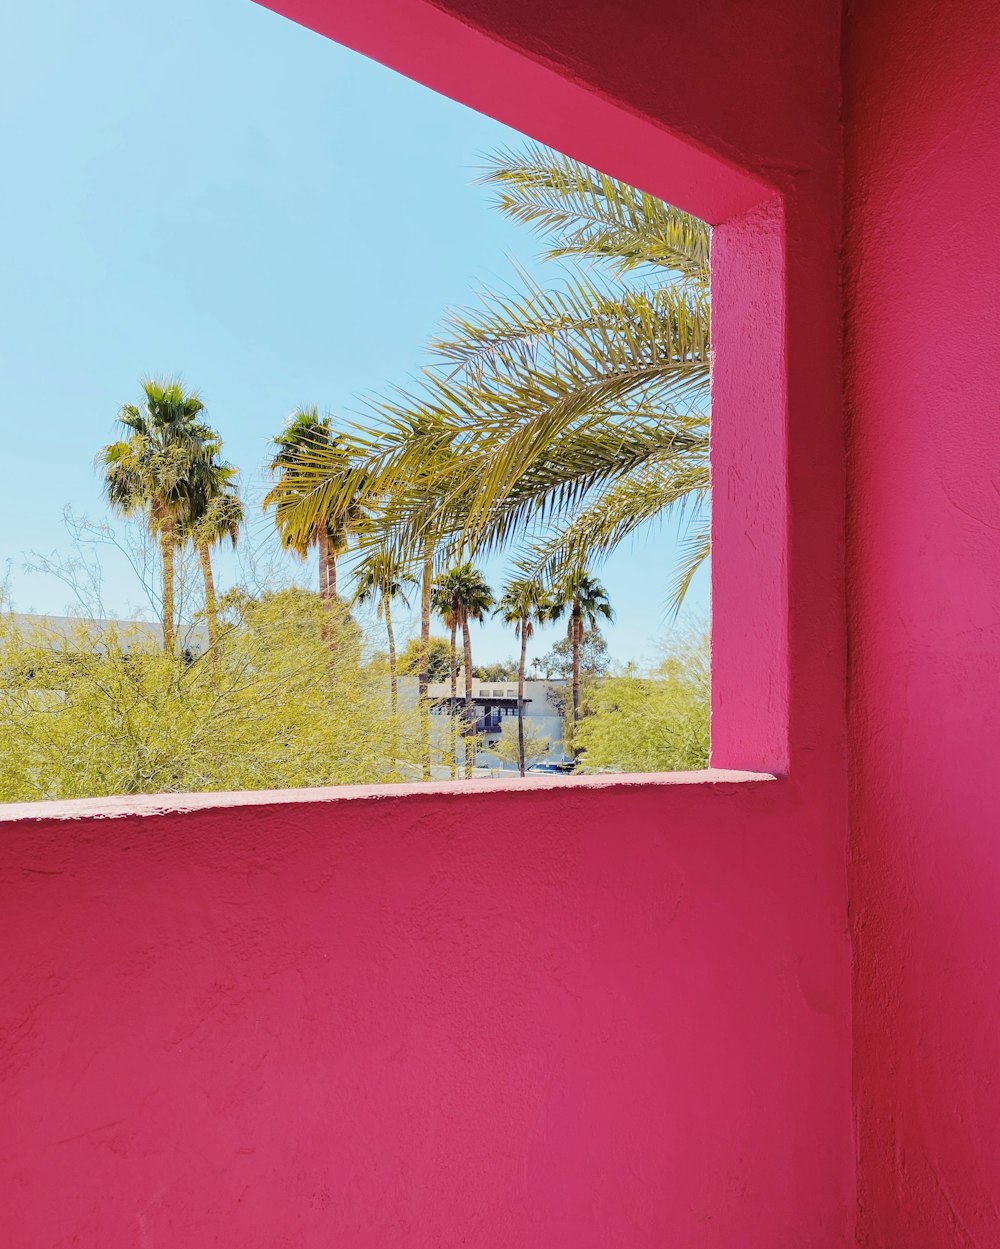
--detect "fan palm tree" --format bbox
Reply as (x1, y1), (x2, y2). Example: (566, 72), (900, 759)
(433, 563), (494, 777)
(271, 145), (709, 610)
(264, 408), (366, 605)
(100, 379), (215, 654)
(352, 547), (415, 715)
(549, 570), (613, 739)
(186, 452), (243, 653)
(431, 567), (468, 778)
(494, 576), (551, 775)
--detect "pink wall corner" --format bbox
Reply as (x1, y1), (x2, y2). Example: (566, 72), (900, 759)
(845, 0), (1000, 1242)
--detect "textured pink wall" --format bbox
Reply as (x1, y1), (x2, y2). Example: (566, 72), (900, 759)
(845, 0), (1000, 1242)
(2, 779), (847, 1248)
(0, 0), (852, 1245)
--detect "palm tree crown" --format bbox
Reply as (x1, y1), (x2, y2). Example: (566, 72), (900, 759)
(495, 576), (551, 640)
(549, 569), (615, 636)
(432, 563), (494, 776)
(100, 379), (216, 653)
(264, 407), (366, 601)
(269, 145), (709, 610)
(549, 569), (614, 740)
(353, 547), (415, 723)
(495, 575), (551, 775)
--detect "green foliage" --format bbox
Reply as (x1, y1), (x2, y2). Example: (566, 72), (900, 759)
(473, 660), (517, 681)
(536, 631), (610, 680)
(398, 634), (453, 682)
(431, 563), (495, 630)
(493, 718), (550, 770)
(573, 632), (709, 774)
(0, 595), (420, 802)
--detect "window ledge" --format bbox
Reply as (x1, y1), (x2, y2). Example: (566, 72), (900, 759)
(0, 769), (777, 824)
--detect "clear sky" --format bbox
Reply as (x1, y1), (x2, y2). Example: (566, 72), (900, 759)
(0, 0), (708, 670)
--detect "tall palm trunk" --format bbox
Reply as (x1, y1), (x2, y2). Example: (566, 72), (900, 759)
(316, 525), (330, 644)
(383, 593), (399, 774)
(418, 540), (433, 778)
(317, 525), (330, 599)
(318, 525), (338, 652)
(448, 617), (459, 779)
(159, 522), (176, 656)
(326, 536), (337, 600)
(198, 542), (218, 657)
(571, 603), (582, 755)
(384, 595), (398, 715)
(517, 623), (528, 776)
(462, 614), (475, 778)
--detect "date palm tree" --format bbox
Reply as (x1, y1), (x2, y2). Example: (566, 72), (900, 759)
(494, 576), (551, 775)
(100, 379), (215, 654)
(273, 145), (709, 610)
(549, 570), (613, 740)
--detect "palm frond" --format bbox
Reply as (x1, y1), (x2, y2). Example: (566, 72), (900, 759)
(481, 143), (710, 283)
(667, 524), (711, 618)
(521, 461), (710, 584)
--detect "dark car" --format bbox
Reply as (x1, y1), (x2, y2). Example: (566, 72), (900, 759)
(526, 760), (576, 776)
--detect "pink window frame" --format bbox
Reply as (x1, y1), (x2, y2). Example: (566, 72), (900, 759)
(255, 0), (791, 778)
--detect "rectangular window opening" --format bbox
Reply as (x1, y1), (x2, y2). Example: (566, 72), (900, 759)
(0, 0), (787, 809)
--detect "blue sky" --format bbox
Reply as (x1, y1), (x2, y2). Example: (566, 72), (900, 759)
(0, 0), (708, 668)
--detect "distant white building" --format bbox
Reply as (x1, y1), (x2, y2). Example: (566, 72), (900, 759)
(419, 675), (570, 769)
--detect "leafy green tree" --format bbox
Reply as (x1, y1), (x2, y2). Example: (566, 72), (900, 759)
(573, 632), (709, 773)
(398, 634), (452, 683)
(494, 576), (551, 775)
(494, 718), (551, 772)
(0, 593), (421, 801)
(99, 379), (215, 654)
(548, 570), (613, 740)
(472, 660), (517, 681)
(536, 630), (611, 681)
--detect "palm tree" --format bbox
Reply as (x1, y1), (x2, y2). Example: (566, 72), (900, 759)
(431, 569), (463, 778)
(264, 408), (366, 606)
(549, 570), (613, 742)
(272, 145), (709, 610)
(433, 563), (493, 777)
(417, 536), (435, 777)
(494, 577), (551, 775)
(186, 452), (243, 653)
(352, 547), (415, 715)
(100, 379), (214, 654)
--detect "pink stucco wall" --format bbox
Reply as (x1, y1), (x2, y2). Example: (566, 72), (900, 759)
(2, 776), (850, 1247)
(0, 1), (856, 1246)
(845, 0), (1000, 1242)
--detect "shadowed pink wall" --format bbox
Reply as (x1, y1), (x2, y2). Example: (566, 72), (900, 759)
(0, 1), (854, 1246)
(845, 0), (1000, 1242)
